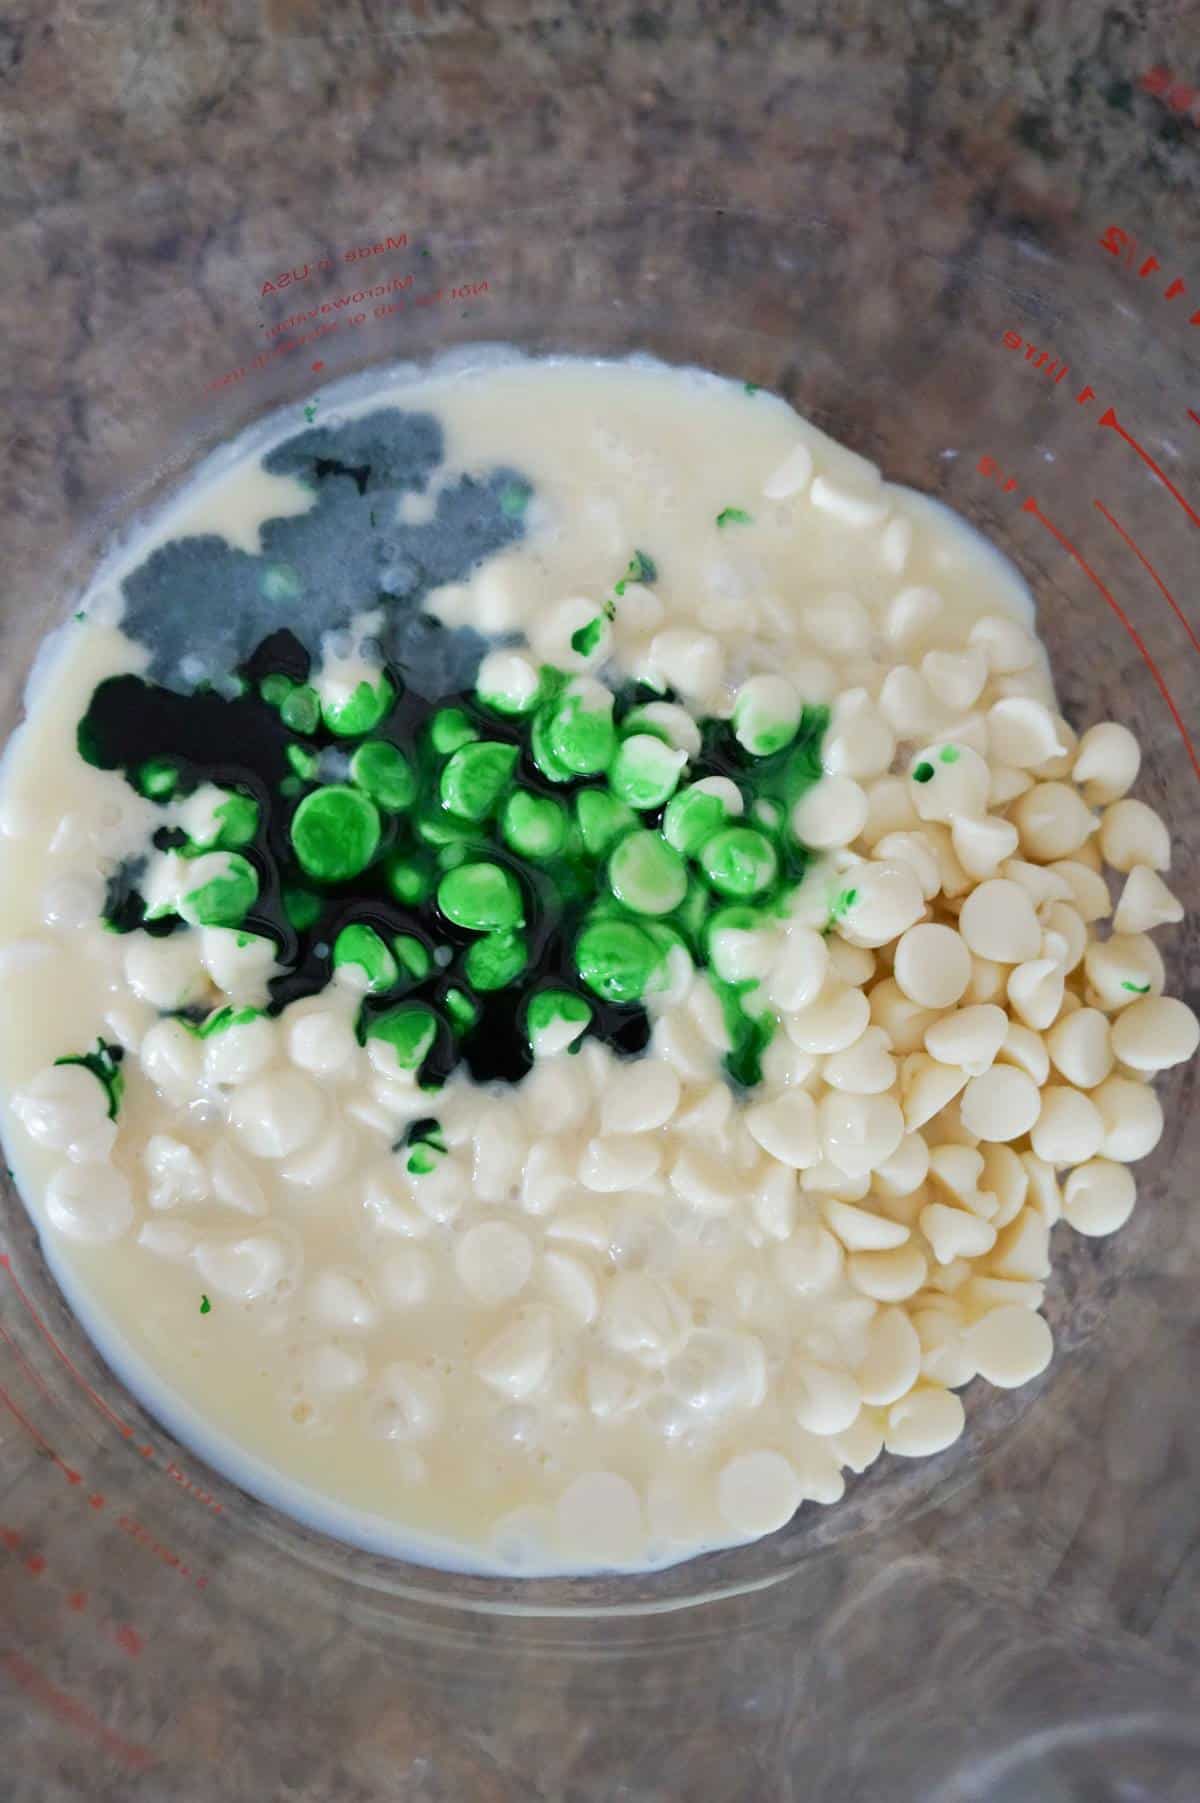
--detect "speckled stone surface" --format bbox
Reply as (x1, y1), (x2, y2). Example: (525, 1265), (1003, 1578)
(3, 4), (1200, 1799)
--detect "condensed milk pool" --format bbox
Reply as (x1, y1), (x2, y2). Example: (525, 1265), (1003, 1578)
(0, 354), (1193, 1574)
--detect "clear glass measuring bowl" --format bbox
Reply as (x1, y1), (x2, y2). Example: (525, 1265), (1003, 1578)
(3, 80), (1200, 1803)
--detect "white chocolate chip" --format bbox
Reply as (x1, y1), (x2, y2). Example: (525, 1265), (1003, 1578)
(857, 1306), (922, 1406)
(45, 1161), (133, 1244)
(1006, 958), (1065, 1033)
(763, 441), (814, 499)
(455, 1222), (533, 1305)
(986, 697), (1067, 768)
(920, 1201), (997, 1264)
(1062, 1160), (1136, 1236)
(958, 879), (1043, 963)
(1110, 996), (1199, 1072)
(1011, 783), (1097, 861)
(1099, 798), (1170, 873)
(1113, 865), (1183, 935)
(1045, 1009), (1113, 1090)
(744, 1090), (820, 1168)
(884, 1386), (965, 1456)
(1030, 1085), (1105, 1166)
(965, 1306), (1052, 1387)
(893, 923), (971, 1009)
(717, 1450), (802, 1537)
(924, 1005), (1008, 1077)
(475, 1308), (554, 1398)
(1072, 721), (1140, 803)
(824, 1196), (910, 1251)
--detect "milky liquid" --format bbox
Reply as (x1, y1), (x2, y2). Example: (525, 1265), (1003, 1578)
(0, 354), (1046, 1574)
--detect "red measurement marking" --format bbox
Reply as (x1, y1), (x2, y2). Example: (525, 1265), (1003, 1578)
(116, 1512), (210, 1591)
(113, 1624), (144, 1658)
(1095, 500), (1200, 661)
(1188, 410), (1200, 429)
(68, 1589), (88, 1612)
(1098, 407), (1200, 528)
(0, 1320), (51, 1400)
(1, 1526), (21, 1550)
(0, 1255), (133, 1439)
(25, 1552), (46, 1575)
(1098, 225), (1200, 314)
(1, 1652), (156, 1772)
(1138, 67), (1200, 127)
(0, 1380), (81, 1484)
(1024, 496), (1200, 785)
(311, 360), (324, 371)
(88, 1493), (105, 1511)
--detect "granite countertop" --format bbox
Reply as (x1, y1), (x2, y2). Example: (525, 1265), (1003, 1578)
(2, 5), (1200, 1800)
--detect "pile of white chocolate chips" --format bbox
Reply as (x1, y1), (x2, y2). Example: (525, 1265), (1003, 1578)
(15, 629), (1198, 1560)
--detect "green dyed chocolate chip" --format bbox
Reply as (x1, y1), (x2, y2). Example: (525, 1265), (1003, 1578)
(732, 681), (801, 757)
(440, 741), (519, 822)
(662, 783), (734, 857)
(575, 918), (663, 1004)
(699, 826), (778, 898)
(321, 672), (395, 738)
(464, 929), (528, 991)
(407, 1143), (442, 1176)
(501, 790), (568, 860)
(177, 852), (259, 927)
(210, 792), (259, 849)
(280, 685), (320, 734)
(333, 923), (398, 993)
(526, 988), (592, 1055)
(674, 876), (711, 949)
(366, 1004), (438, 1071)
(386, 852), (435, 906)
(575, 788), (637, 858)
(137, 757), (179, 801)
(286, 744), (319, 782)
(608, 830), (687, 916)
(437, 861), (523, 932)
(429, 707), (480, 756)
(416, 808), (477, 851)
(530, 706), (576, 784)
(547, 688), (617, 776)
(259, 673), (293, 709)
(392, 934), (432, 982)
(290, 785), (381, 882)
(608, 734), (686, 810)
(912, 761), (935, 784)
(180, 788), (260, 854)
(706, 905), (767, 981)
(350, 741), (417, 812)
(475, 651), (541, 716)
(444, 986), (480, 1034)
